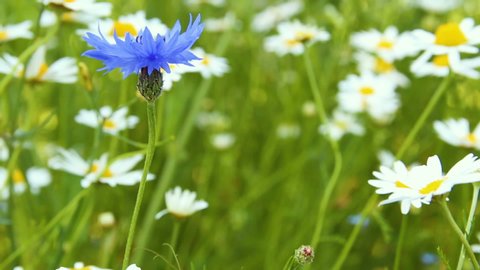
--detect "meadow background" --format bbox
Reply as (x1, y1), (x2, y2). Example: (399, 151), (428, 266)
(2, 0), (480, 269)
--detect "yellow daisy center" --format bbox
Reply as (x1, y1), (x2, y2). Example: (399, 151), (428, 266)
(35, 63), (49, 80)
(201, 56), (210, 65)
(419, 179), (444, 195)
(360, 86), (375, 95)
(377, 39), (394, 49)
(434, 23), (467, 47)
(103, 119), (116, 129)
(90, 163), (99, 173)
(0, 31), (8, 41)
(12, 169), (25, 184)
(102, 168), (113, 178)
(110, 21), (138, 37)
(395, 180), (410, 189)
(61, 12), (74, 22)
(432, 55), (449, 67)
(335, 121), (348, 130)
(374, 57), (393, 73)
(294, 31), (314, 43)
(285, 39), (300, 47)
(467, 133), (477, 144)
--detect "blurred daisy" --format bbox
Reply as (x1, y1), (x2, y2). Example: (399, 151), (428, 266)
(75, 106), (139, 135)
(196, 111), (231, 130)
(0, 138), (9, 162)
(251, 0), (303, 32)
(411, 0), (461, 13)
(57, 262), (109, 270)
(276, 123), (301, 139)
(82, 14), (203, 78)
(411, 52), (480, 79)
(0, 21), (33, 43)
(154, 186), (208, 219)
(434, 118), (480, 149)
(78, 11), (167, 42)
(411, 18), (480, 69)
(162, 64), (188, 91)
(0, 167), (49, 198)
(319, 110), (365, 140)
(26, 167), (52, 194)
(351, 27), (419, 61)
(377, 149), (396, 167)
(0, 168), (8, 199)
(185, 0), (225, 7)
(204, 12), (239, 32)
(184, 48), (230, 78)
(0, 46), (78, 84)
(354, 52), (409, 87)
(369, 153), (480, 214)
(210, 132), (235, 150)
(264, 20), (330, 56)
(48, 148), (154, 188)
(40, 9), (110, 27)
(41, 0), (112, 18)
(126, 265), (141, 270)
(98, 212), (115, 228)
(472, 233), (480, 253)
(337, 72), (400, 122)
(301, 101), (316, 117)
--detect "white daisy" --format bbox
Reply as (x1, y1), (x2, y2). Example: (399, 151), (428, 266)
(434, 118), (480, 149)
(184, 48), (230, 78)
(40, 9), (110, 27)
(97, 212), (115, 228)
(264, 20), (330, 56)
(75, 106), (139, 135)
(126, 265), (141, 270)
(210, 132), (235, 150)
(301, 101), (316, 117)
(319, 110), (365, 140)
(411, 18), (480, 70)
(154, 186), (208, 219)
(351, 26), (420, 61)
(377, 149), (396, 167)
(0, 21), (33, 43)
(184, 0), (225, 7)
(251, 0), (303, 32)
(410, 52), (480, 79)
(41, 0), (112, 18)
(276, 123), (301, 139)
(77, 11), (168, 42)
(354, 52), (409, 87)
(26, 167), (52, 194)
(410, 0), (461, 13)
(0, 138), (9, 162)
(369, 153), (480, 214)
(56, 262), (109, 270)
(48, 148), (153, 188)
(336, 72), (400, 122)
(204, 12), (239, 32)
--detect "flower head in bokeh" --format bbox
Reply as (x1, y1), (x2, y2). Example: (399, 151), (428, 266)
(0, 21), (32, 43)
(155, 186), (208, 219)
(75, 106), (139, 135)
(434, 118), (480, 149)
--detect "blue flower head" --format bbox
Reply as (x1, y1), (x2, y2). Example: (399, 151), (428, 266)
(82, 14), (204, 78)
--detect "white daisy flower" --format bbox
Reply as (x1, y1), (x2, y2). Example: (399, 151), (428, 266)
(410, 0), (461, 13)
(369, 154), (480, 214)
(251, 0), (303, 32)
(351, 26), (420, 61)
(336, 72), (400, 122)
(264, 20), (330, 56)
(184, 0), (225, 7)
(196, 111), (231, 130)
(0, 21), (33, 43)
(75, 106), (139, 135)
(48, 148), (154, 188)
(210, 132), (235, 150)
(276, 123), (301, 139)
(411, 18), (480, 70)
(161, 64), (188, 91)
(154, 186), (208, 219)
(377, 149), (396, 167)
(77, 11), (168, 42)
(354, 52), (409, 87)
(0, 138), (9, 162)
(56, 262), (109, 270)
(26, 167), (52, 194)
(184, 48), (230, 78)
(319, 110), (365, 140)
(40, 9), (110, 27)
(204, 12), (239, 32)
(97, 212), (115, 228)
(41, 0), (112, 18)
(126, 265), (141, 270)
(434, 118), (480, 149)
(411, 52), (480, 79)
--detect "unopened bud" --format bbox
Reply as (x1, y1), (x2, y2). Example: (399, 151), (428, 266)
(78, 62), (93, 91)
(137, 68), (163, 102)
(294, 245), (314, 265)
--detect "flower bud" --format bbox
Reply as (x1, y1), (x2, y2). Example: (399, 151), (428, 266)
(294, 245), (314, 265)
(137, 68), (163, 102)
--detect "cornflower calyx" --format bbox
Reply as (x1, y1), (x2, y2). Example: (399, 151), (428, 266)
(137, 67), (163, 102)
(294, 245), (314, 265)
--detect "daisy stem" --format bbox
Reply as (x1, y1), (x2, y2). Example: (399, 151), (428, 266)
(440, 198), (480, 270)
(167, 221), (181, 263)
(303, 50), (343, 250)
(395, 74), (451, 159)
(122, 101), (157, 270)
(393, 214), (408, 270)
(456, 184), (480, 270)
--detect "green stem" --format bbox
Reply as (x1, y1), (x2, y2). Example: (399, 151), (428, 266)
(167, 221), (181, 263)
(456, 184), (480, 270)
(303, 50), (343, 249)
(439, 199), (480, 270)
(282, 256), (295, 270)
(0, 189), (88, 269)
(393, 215), (408, 270)
(121, 101), (157, 270)
(333, 75), (452, 270)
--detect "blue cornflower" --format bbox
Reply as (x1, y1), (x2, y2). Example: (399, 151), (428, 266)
(82, 14), (204, 78)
